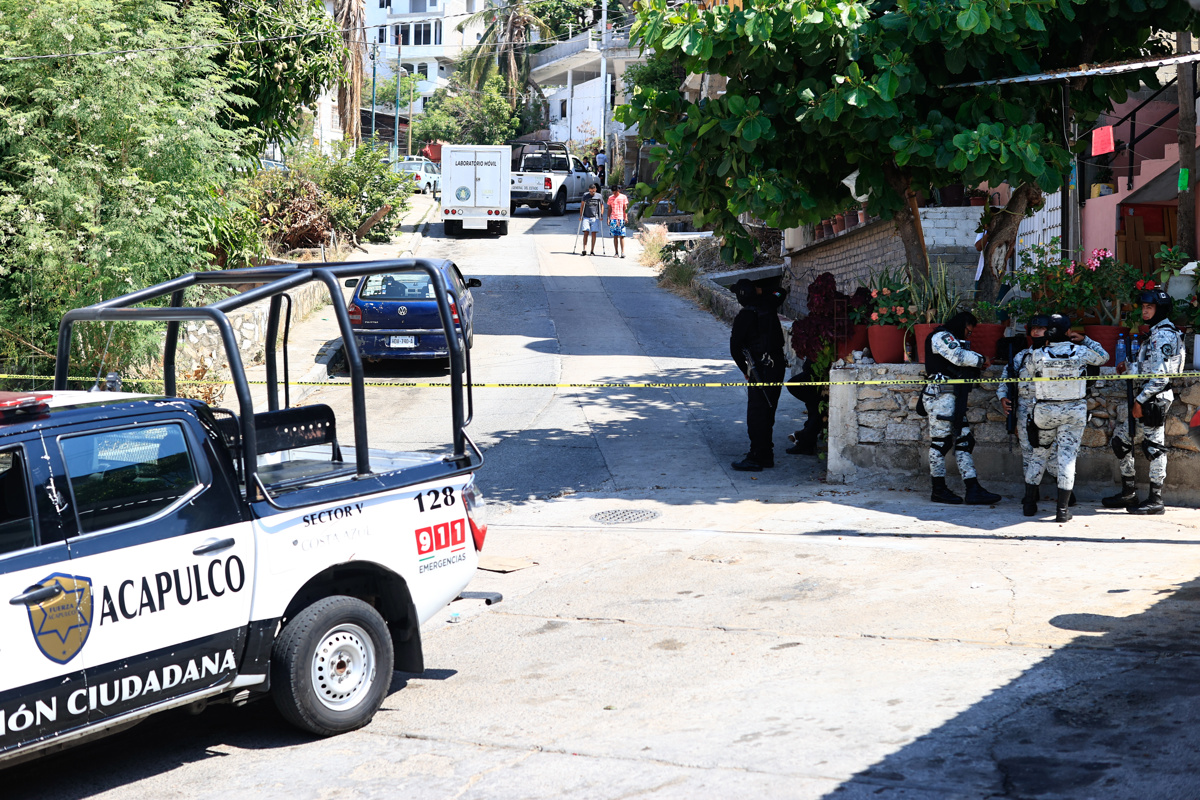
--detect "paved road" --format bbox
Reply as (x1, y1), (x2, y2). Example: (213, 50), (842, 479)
(14, 200), (1200, 799)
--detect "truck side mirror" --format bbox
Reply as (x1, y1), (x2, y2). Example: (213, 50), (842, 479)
(344, 278), (359, 288)
(467, 278), (482, 288)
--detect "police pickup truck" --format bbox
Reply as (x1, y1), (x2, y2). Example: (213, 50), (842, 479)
(0, 260), (486, 765)
(509, 141), (599, 216)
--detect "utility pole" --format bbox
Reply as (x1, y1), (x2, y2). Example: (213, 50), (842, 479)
(371, 41), (378, 142)
(1179, 32), (1196, 259)
(408, 79), (414, 157)
(394, 49), (402, 160)
(600, 0), (608, 160)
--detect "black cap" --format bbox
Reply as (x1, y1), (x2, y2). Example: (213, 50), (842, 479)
(1028, 313), (1051, 329)
(1139, 287), (1171, 306)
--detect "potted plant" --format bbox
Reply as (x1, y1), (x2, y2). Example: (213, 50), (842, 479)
(1154, 244), (1194, 300)
(1090, 165), (1116, 198)
(910, 260), (965, 362)
(1010, 236), (1099, 326)
(968, 188), (989, 206)
(865, 266), (913, 363)
(837, 285), (873, 358)
(968, 301), (1007, 361)
(858, 207), (868, 225)
(1083, 247), (1138, 365)
(833, 213), (846, 234)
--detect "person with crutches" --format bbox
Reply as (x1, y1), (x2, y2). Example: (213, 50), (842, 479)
(578, 183), (605, 256)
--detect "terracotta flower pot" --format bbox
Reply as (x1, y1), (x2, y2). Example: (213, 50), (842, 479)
(814, 225), (824, 241)
(822, 219), (834, 237)
(1083, 324), (1123, 367)
(857, 209), (868, 225)
(967, 322), (1006, 362)
(836, 323), (870, 359)
(913, 322), (940, 363)
(832, 214), (846, 234)
(867, 324), (906, 364)
(969, 196), (987, 206)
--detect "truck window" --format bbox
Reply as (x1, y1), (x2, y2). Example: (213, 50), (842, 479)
(0, 450), (34, 555)
(550, 155), (569, 171)
(61, 425), (198, 534)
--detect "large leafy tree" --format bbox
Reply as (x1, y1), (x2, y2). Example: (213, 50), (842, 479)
(414, 75), (520, 146)
(456, 0), (554, 111)
(0, 0), (248, 368)
(619, 0), (1198, 294)
(216, 0), (344, 152)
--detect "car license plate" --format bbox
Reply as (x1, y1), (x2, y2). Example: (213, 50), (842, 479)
(464, 218), (487, 230)
(389, 336), (416, 348)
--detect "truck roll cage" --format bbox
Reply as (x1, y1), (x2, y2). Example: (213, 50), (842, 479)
(54, 260), (480, 503)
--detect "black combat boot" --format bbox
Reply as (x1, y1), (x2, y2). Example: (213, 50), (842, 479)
(731, 453), (764, 472)
(1101, 477), (1138, 509)
(1055, 488), (1073, 523)
(1128, 483), (1165, 515)
(964, 478), (1002, 505)
(1069, 492), (1078, 507)
(931, 477), (963, 504)
(1022, 483), (1039, 517)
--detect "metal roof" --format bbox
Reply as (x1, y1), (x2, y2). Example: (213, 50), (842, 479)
(942, 51), (1200, 88)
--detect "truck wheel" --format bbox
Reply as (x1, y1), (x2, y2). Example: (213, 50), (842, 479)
(270, 595), (394, 737)
(498, 221), (508, 235)
(509, 201), (517, 216)
(551, 190), (566, 216)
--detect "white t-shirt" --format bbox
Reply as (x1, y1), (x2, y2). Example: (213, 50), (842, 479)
(596, 153), (607, 166)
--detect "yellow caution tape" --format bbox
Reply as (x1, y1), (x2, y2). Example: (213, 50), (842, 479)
(0, 372), (1193, 389)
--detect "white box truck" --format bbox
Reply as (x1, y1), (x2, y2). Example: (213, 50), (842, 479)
(441, 144), (512, 237)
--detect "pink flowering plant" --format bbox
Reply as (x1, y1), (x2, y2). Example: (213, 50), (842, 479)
(1011, 237), (1099, 321)
(1088, 247), (1139, 325)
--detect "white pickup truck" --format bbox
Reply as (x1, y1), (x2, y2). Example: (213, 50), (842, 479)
(509, 142), (600, 216)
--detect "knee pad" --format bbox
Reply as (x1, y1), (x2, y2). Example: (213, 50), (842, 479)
(955, 431), (977, 454)
(930, 435), (954, 456)
(1141, 439), (1169, 460)
(1112, 436), (1133, 459)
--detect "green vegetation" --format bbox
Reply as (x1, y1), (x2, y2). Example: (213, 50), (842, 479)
(619, 0), (1199, 290)
(415, 75), (521, 146)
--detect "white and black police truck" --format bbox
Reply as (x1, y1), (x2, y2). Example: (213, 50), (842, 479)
(0, 260), (489, 765)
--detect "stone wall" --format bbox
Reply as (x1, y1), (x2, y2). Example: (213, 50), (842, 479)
(175, 280), (331, 377)
(783, 207), (984, 318)
(828, 362), (1200, 505)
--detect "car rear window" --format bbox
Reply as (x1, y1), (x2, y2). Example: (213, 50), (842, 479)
(360, 272), (435, 300)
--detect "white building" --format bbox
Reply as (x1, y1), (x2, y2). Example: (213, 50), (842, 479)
(365, 0), (484, 115)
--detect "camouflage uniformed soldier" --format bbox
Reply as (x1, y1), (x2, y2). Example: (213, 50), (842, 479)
(1023, 315), (1108, 522)
(920, 311), (1003, 505)
(998, 315), (1061, 486)
(1102, 286), (1185, 515)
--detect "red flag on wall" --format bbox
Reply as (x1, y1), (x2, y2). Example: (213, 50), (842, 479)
(1093, 126), (1115, 156)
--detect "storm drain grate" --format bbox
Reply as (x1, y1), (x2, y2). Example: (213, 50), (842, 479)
(590, 509), (661, 525)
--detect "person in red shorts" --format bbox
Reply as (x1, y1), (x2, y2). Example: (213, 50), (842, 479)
(606, 185), (629, 258)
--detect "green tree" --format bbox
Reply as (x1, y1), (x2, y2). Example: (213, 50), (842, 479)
(456, 0), (554, 111)
(415, 75), (519, 146)
(619, 0), (1198, 291)
(216, 0), (344, 153)
(622, 55), (680, 99)
(0, 0), (249, 369)
(361, 64), (423, 112)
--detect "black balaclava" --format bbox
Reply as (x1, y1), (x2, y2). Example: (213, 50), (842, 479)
(733, 279), (757, 308)
(1028, 313), (1051, 349)
(1045, 314), (1071, 343)
(943, 311), (978, 340)
(1140, 288), (1173, 326)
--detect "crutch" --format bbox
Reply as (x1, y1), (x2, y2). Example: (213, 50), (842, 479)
(600, 214), (608, 255)
(570, 215), (583, 254)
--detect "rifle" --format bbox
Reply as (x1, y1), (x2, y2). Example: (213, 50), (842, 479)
(1005, 339), (1019, 436)
(742, 347), (775, 410)
(1125, 353), (1136, 441)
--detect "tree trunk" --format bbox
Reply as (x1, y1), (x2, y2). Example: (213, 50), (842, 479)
(335, 0), (366, 145)
(354, 204), (394, 240)
(883, 163), (929, 279)
(1178, 32), (1196, 260)
(979, 183), (1042, 303)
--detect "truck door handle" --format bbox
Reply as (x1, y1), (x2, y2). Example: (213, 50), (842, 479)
(193, 537), (236, 556)
(10, 583), (63, 606)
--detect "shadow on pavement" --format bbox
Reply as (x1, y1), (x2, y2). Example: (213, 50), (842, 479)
(823, 576), (1200, 798)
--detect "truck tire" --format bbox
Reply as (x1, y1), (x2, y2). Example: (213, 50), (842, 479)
(509, 201), (517, 216)
(550, 189), (566, 216)
(270, 595), (394, 737)
(498, 221), (508, 236)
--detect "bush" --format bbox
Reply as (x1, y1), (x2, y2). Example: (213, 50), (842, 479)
(637, 224), (669, 268)
(290, 142), (413, 243)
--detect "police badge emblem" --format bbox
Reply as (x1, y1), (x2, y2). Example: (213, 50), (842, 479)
(26, 573), (92, 664)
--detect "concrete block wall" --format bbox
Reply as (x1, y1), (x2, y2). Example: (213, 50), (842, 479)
(783, 207), (984, 318)
(828, 362), (1200, 505)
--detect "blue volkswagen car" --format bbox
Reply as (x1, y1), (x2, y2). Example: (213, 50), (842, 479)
(346, 261), (480, 361)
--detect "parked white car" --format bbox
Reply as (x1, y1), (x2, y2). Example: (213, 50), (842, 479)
(395, 160), (441, 195)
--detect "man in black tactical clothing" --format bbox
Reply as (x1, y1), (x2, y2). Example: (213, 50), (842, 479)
(730, 279), (787, 472)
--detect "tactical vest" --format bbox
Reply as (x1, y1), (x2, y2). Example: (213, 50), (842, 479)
(924, 328), (964, 379)
(1034, 348), (1086, 401)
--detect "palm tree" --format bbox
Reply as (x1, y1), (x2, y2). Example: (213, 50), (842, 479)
(334, 0), (366, 144)
(455, 0), (553, 112)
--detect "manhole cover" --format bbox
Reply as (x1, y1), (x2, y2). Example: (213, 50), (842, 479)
(590, 509), (661, 525)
